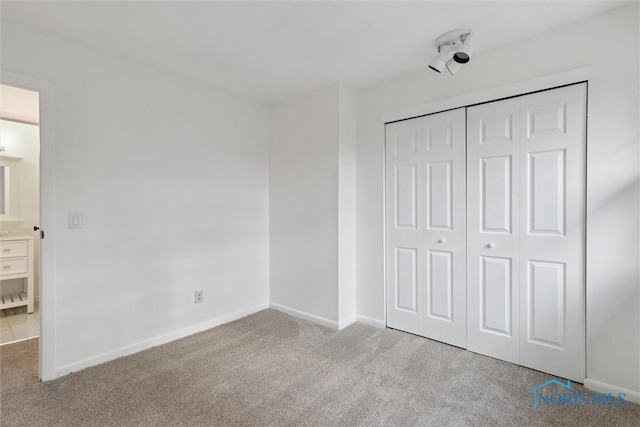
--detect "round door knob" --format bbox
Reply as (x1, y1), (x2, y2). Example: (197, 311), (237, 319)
(486, 242), (495, 248)
(438, 238), (446, 244)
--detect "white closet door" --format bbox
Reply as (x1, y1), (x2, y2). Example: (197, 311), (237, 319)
(467, 84), (586, 381)
(386, 108), (466, 347)
(518, 84), (586, 382)
(386, 118), (423, 336)
(421, 109), (466, 347)
(466, 98), (521, 364)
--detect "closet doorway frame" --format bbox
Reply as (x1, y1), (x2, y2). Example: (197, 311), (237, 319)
(2, 70), (58, 381)
(382, 65), (590, 371)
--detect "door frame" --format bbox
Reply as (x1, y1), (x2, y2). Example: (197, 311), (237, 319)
(382, 65), (590, 358)
(2, 70), (57, 381)
(382, 66), (591, 124)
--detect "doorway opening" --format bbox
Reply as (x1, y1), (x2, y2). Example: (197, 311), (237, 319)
(0, 84), (41, 347)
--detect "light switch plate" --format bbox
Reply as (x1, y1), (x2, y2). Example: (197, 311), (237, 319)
(68, 212), (82, 229)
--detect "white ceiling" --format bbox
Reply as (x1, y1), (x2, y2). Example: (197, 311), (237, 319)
(1, 1), (628, 105)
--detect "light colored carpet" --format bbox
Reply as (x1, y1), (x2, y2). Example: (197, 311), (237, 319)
(1, 309), (639, 426)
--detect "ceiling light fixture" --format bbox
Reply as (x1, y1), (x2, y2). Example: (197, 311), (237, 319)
(445, 58), (461, 75)
(428, 29), (473, 75)
(428, 49), (454, 73)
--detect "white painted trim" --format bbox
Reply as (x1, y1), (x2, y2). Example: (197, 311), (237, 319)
(54, 303), (269, 379)
(1, 70), (57, 381)
(338, 316), (357, 330)
(584, 379), (640, 405)
(269, 302), (339, 330)
(0, 336), (38, 347)
(382, 66), (591, 123)
(382, 126), (388, 328)
(356, 314), (386, 329)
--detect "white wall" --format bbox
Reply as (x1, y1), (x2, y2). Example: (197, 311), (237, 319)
(338, 86), (357, 327)
(270, 85), (340, 323)
(270, 84), (356, 328)
(1, 22), (271, 374)
(0, 119), (41, 297)
(356, 4), (639, 395)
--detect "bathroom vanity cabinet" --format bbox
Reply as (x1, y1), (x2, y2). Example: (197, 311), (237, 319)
(0, 236), (34, 313)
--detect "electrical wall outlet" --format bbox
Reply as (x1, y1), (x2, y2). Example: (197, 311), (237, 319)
(194, 290), (204, 304)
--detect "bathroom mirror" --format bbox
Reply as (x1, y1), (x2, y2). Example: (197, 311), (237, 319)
(0, 157), (20, 221)
(0, 165), (8, 214)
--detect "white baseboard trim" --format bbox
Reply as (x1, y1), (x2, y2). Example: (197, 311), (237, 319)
(338, 316), (357, 330)
(269, 302), (339, 330)
(54, 303), (269, 379)
(356, 314), (386, 328)
(584, 378), (640, 405)
(0, 335), (38, 347)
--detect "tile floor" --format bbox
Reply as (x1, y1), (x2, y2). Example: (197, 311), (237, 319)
(0, 302), (39, 346)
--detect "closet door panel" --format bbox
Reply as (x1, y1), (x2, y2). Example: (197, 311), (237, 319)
(480, 155), (513, 233)
(480, 256), (513, 336)
(385, 108), (466, 346)
(519, 84), (586, 382)
(426, 160), (453, 230)
(421, 109), (466, 348)
(467, 98), (521, 364)
(386, 119), (423, 336)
